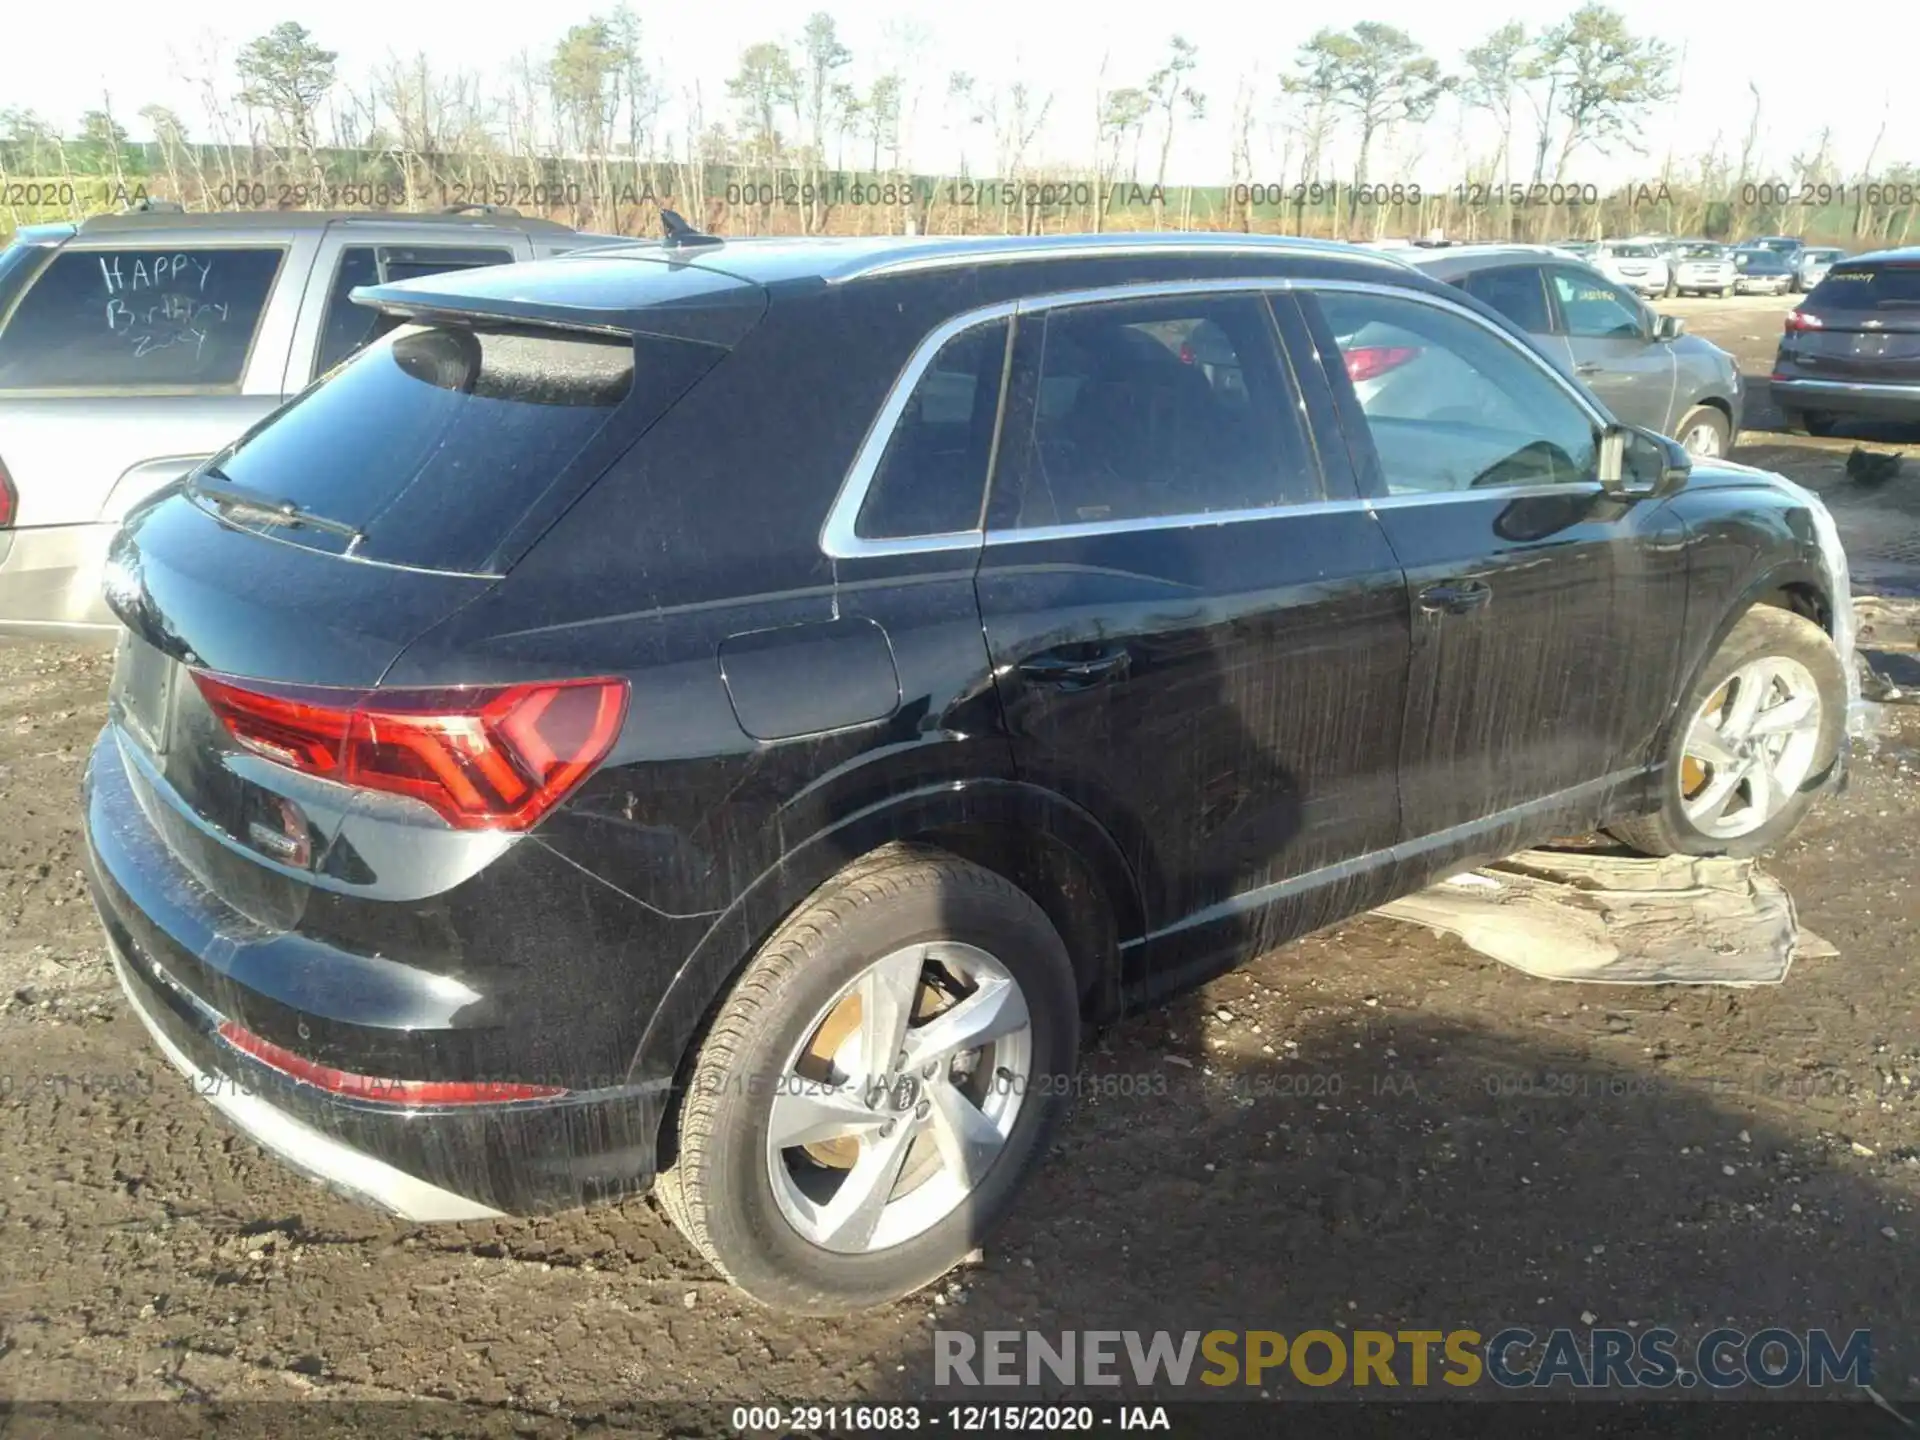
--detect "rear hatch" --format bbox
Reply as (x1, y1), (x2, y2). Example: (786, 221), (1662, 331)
(102, 250), (767, 895)
(1782, 261), (1920, 381)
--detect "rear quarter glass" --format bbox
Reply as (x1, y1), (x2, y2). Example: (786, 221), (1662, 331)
(194, 321), (727, 575)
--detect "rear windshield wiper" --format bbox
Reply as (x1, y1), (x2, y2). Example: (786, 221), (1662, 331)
(188, 467), (366, 553)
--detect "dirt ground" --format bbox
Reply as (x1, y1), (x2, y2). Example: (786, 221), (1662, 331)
(1, 293), (1917, 1419)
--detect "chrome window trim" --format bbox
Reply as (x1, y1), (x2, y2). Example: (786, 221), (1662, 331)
(821, 274), (1617, 561)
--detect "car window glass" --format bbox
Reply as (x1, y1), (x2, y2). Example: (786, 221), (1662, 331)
(0, 246), (284, 389)
(314, 244), (516, 377)
(1809, 265), (1920, 310)
(1550, 269), (1645, 339)
(1314, 289), (1598, 496)
(994, 293), (1317, 530)
(857, 318), (1009, 539)
(1459, 267), (1550, 333)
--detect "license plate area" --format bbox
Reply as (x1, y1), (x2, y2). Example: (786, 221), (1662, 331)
(111, 631), (178, 758)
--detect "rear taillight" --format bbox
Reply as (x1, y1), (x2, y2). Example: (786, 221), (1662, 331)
(1344, 345), (1423, 383)
(1785, 310), (1823, 332)
(192, 672), (627, 831)
(0, 456), (15, 528)
(217, 1020), (567, 1105)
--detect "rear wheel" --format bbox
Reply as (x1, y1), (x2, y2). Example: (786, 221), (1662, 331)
(1804, 411), (1839, 437)
(1676, 405), (1731, 459)
(654, 845), (1079, 1314)
(1610, 607), (1844, 858)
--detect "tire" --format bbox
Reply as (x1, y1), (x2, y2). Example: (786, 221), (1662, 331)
(1804, 412), (1839, 437)
(1675, 405), (1731, 459)
(1609, 607), (1845, 859)
(1720, 285), (1735, 299)
(654, 844), (1079, 1315)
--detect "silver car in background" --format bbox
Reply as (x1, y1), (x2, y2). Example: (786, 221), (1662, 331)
(1594, 242), (1672, 298)
(0, 207), (623, 642)
(1796, 246), (1848, 292)
(1672, 242), (1739, 297)
(1403, 245), (1745, 458)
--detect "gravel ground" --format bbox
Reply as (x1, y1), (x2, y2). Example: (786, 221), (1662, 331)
(0, 294), (1916, 1418)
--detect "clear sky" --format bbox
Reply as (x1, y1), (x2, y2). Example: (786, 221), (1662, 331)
(4, 0), (1910, 188)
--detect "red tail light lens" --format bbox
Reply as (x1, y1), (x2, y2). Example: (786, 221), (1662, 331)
(1784, 310), (1823, 332)
(0, 456), (15, 528)
(192, 673), (627, 831)
(1343, 345), (1423, 383)
(1178, 342), (1197, 364)
(217, 1020), (567, 1104)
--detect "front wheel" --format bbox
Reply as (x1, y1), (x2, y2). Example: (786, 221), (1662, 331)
(1676, 405), (1731, 459)
(1609, 607), (1845, 858)
(654, 845), (1080, 1314)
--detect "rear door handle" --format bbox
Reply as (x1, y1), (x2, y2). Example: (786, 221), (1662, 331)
(1017, 645), (1132, 691)
(1418, 580), (1493, 615)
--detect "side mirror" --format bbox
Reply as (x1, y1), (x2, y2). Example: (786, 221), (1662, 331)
(1599, 423), (1691, 499)
(1656, 314), (1687, 341)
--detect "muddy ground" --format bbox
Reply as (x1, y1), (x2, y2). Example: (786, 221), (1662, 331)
(0, 295), (1916, 1419)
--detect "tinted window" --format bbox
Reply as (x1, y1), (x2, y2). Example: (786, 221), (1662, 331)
(857, 319), (1008, 538)
(993, 293), (1317, 529)
(1550, 269), (1645, 339)
(196, 323), (710, 573)
(0, 246), (283, 389)
(1315, 290), (1598, 495)
(1808, 264), (1920, 310)
(1611, 244), (1655, 258)
(314, 244), (516, 377)
(1459, 267), (1551, 333)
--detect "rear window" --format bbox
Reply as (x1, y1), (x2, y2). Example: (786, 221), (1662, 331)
(1808, 265), (1920, 310)
(192, 321), (716, 574)
(0, 246), (284, 390)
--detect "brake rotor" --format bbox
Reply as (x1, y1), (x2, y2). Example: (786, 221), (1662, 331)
(1682, 681), (1732, 800)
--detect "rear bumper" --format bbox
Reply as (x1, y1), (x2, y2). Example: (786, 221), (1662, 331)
(0, 521), (120, 644)
(83, 727), (676, 1218)
(1771, 377), (1920, 421)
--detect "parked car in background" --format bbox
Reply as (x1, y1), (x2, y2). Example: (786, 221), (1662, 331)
(1773, 247), (1920, 435)
(1754, 235), (1807, 258)
(1796, 246), (1848, 292)
(0, 207), (625, 643)
(1672, 242), (1739, 298)
(1594, 241), (1672, 298)
(1406, 245), (1745, 456)
(1734, 248), (1797, 295)
(84, 230), (1858, 1316)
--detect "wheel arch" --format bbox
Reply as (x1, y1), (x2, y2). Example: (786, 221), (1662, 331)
(633, 778), (1145, 1162)
(1659, 560), (1834, 755)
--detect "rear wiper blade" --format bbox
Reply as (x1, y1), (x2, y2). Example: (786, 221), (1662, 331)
(188, 468), (366, 553)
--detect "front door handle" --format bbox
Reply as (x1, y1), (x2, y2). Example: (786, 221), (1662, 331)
(1575, 362), (1602, 376)
(1418, 580), (1493, 615)
(1017, 645), (1132, 691)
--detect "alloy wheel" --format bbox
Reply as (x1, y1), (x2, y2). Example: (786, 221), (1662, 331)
(1678, 656), (1824, 839)
(765, 942), (1032, 1254)
(1681, 422), (1724, 458)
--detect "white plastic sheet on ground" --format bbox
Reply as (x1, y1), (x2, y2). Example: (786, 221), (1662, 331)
(1374, 848), (1837, 986)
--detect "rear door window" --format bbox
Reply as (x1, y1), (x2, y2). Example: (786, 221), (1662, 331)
(313, 244), (517, 377)
(193, 321), (723, 574)
(0, 246), (284, 390)
(989, 292), (1319, 530)
(1459, 266), (1551, 333)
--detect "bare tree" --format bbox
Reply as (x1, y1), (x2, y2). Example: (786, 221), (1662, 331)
(1145, 36), (1205, 224)
(1461, 22), (1526, 196)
